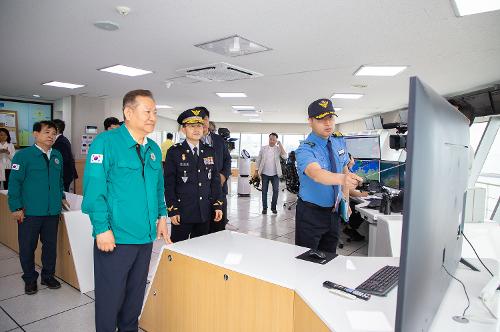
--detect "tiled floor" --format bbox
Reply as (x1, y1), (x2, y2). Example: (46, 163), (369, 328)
(0, 179), (367, 331)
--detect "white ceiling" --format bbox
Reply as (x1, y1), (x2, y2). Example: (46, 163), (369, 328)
(1, 0), (499, 124)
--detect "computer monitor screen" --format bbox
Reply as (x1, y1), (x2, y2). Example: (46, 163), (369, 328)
(396, 77), (470, 331)
(350, 159), (380, 181)
(399, 162), (406, 190)
(379, 161), (400, 189)
(345, 136), (381, 159)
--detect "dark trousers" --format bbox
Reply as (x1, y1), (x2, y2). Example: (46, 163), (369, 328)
(94, 242), (153, 332)
(63, 180), (71, 193)
(1, 169), (11, 190)
(209, 196), (227, 233)
(171, 222), (210, 242)
(295, 199), (340, 254)
(18, 215), (59, 283)
(261, 174), (279, 210)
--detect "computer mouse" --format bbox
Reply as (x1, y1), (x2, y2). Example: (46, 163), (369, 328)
(309, 250), (326, 260)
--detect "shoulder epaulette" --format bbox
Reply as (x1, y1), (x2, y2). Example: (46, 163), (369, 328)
(332, 131), (343, 137)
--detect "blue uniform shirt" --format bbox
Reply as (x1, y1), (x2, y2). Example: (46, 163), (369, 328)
(296, 132), (348, 208)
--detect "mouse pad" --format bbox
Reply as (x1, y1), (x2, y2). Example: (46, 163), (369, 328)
(296, 249), (338, 265)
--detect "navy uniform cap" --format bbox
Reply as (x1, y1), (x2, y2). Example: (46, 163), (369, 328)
(177, 108), (205, 125)
(308, 98), (338, 119)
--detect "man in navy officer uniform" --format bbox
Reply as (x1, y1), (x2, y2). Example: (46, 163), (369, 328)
(295, 98), (362, 254)
(164, 108), (224, 242)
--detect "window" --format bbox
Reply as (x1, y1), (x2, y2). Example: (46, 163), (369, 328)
(469, 122), (488, 152)
(282, 134), (305, 155)
(474, 122), (500, 220)
(240, 133), (262, 157)
(230, 132), (241, 158)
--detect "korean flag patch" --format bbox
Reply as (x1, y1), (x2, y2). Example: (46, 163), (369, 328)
(12, 164), (20, 171)
(90, 154), (103, 164)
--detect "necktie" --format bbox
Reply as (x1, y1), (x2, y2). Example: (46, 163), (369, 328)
(326, 139), (339, 208)
(193, 147), (199, 162)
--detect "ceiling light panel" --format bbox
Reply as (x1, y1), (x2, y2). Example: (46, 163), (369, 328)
(354, 65), (408, 77)
(99, 65), (153, 77)
(195, 35), (271, 57)
(331, 93), (364, 99)
(216, 92), (247, 98)
(42, 81), (85, 89)
(451, 0), (500, 16)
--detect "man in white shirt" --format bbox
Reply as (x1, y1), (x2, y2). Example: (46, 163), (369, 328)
(255, 133), (287, 214)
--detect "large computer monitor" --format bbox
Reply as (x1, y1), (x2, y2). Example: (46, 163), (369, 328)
(396, 77), (470, 331)
(345, 136), (381, 159)
(379, 161), (400, 189)
(350, 159), (380, 181)
(399, 162), (406, 190)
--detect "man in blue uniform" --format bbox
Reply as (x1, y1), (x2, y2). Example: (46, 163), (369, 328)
(295, 98), (362, 254)
(164, 108), (224, 242)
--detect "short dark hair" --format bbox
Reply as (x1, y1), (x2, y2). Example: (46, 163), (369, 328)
(53, 119), (65, 133)
(269, 133), (278, 139)
(104, 117), (120, 130)
(0, 128), (11, 143)
(122, 89), (155, 119)
(167, 133), (173, 139)
(33, 121), (56, 132)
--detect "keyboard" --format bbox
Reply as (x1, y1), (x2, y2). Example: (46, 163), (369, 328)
(366, 199), (382, 209)
(356, 265), (399, 296)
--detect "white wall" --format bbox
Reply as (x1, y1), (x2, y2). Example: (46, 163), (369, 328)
(71, 95), (106, 160)
(337, 110), (401, 134)
(215, 122), (309, 134)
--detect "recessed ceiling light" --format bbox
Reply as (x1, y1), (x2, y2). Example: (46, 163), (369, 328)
(232, 105), (255, 110)
(195, 35), (271, 57)
(33, 94), (40, 98)
(156, 105), (173, 109)
(331, 93), (364, 100)
(216, 92), (247, 98)
(99, 65), (153, 77)
(451, 0), (500, 16)
(334, 107), (343, 111)
(42, 81), (85, 89)
(242, 113), (259, 117)
(354, 65), (408, 77)
(249, 118), (263, 122)
(93, 21), (120, 31)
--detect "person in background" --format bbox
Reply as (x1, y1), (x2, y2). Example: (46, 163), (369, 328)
(209, 121), (217, 134)
(164, 108), (224, 241)
(8, 121), (68, 295)
(160, 132), (174, 163)
(0, 128), (15, 190)
(103, 117), (121, 131)
(255, 133), (287, 214)
(52, 119), (78, 192)
(199, 107), (232, 233)
(82, 90), (170, 332)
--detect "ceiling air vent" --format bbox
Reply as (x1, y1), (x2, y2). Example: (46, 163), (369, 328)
(176, 62), (263, 82)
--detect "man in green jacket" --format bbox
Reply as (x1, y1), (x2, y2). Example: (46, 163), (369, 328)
(8, 120), (68, 295)
(82, 89), (171, 332)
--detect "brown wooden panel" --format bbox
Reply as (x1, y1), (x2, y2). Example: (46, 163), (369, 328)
(140, 250), (295, 332)
(74, 159), (86, 195)
(293, 293), (331, 332)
